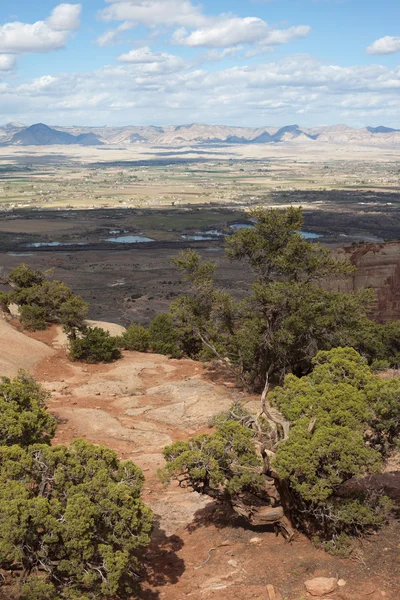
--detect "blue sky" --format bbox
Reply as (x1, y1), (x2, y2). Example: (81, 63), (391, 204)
(0, 0), (399, 127)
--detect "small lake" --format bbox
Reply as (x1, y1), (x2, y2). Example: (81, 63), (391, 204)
(229, 223), (322, 239)
(182, 235), (219, 241)
(104, 235), (154, 243)
(26, 242), (88, 248)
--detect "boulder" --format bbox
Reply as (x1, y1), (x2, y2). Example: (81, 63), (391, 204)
(304, 577), (338, 597)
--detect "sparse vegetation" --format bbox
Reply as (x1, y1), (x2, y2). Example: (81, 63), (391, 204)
(0, 372), (153, 600)
(69, 327), (121, 363)
(0, 372), (56, 447)
(6, 265), (89, 332)
(161, 347), (397, 547)
(119, 323), (150, 352)
(168, 207), (374, 387)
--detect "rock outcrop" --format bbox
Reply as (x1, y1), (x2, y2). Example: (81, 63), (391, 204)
(330, 242), (400, 323)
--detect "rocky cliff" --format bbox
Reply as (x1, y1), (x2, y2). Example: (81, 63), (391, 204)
(331, 242), (400, 323)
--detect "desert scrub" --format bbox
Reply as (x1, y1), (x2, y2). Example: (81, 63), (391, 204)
(69, 327), (121, 363)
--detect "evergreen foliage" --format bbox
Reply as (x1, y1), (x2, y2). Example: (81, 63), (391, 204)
(0, 440), (153, 599)
(69, 327), (121, 363)
(0, 372), (56, 447)
(7, 265), (88, 332)
(120, 323), (150, 352)
(161, 348), (397, 544)
(169, 208), (373, 386)
(160, 420), (264, 499)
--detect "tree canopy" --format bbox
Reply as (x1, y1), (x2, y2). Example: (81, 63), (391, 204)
(0, 372), (56, 448)
(0, 440), (153, 599)
(0, 372), (153, 599)
(169, 207), (373, 387)
(161, 347), (398, 547)
(5, 265), (88, 332)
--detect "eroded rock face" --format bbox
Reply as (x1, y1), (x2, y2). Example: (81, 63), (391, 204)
(330, 242), (400, 323)
(304, 577), (338, 596)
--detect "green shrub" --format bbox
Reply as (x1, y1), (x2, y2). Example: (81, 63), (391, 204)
(160, 421), (264, 498)
(19, 580), (58, 600)
(151, 340), (182, 358)
(8, 264), (45, 288)
(19, 305), (47, 330)
(120, 323), (150, 352)
(0, 291), (10, 312)
(0, 440), (153, 599)
(148, 313), (182, 357)
(0, 372), (56, 447)
(7, 265), (88, 332)
(69, 327), (121, 363)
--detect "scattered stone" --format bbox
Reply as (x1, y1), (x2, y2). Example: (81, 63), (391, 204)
(337, 579), (347, 587)
(220, 540), (232, 546)
(266, 584), (283, 600)
(227, 559), (239, 568)
(249, 537), (262, 544)
(304, 577), (338, 597)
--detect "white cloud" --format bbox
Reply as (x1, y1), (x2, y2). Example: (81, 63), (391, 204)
(1, 54), (400, 127)
(46, 3), (81, 31)
(118, 46), (172, 63)
(173, 18), (310, 48)
(0, 54), (16, 71)
(98, 0), (310, 51)
(117, 46), (186, 72)
(100, 0), (207, 28)
(0, 4), (81, 60)
(366, 36), (400, 55)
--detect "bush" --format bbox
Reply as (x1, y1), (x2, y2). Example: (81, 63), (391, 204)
(0, 372), (56, 447)
(0, 291), (10, 312)
(160, 348), (397, 546)
(120, 323), (150, 352)
(69, 327), (121, 363)
(160, 421), (264, 498)
(7, 265), (88, 332)
(19, 305), (47, 330)
(148, 313), (182, 357)
(19, 580), (58, 600)
(0, 440), (153, 599)
(8, 264), (44, 288)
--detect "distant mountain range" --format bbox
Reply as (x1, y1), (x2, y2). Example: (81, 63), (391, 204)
(0, 123), (104, 147)
(1, 121), (399, 148)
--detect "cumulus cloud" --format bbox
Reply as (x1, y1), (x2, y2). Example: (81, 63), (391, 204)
(100, 0), (207, 28)
(46, 3), (81, 31)
(1, 54), (400, 127)
(366, 36), (400, 55)
(117, 46), (186, 72)
(98, 0), (310, 51)
(0, 54), (16, 71)
(0, 4), (81, 62)
(173, 19), (310, 48)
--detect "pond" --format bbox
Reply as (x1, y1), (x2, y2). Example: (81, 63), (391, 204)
(181, 235), (219, 241)
(26, 242), (88, 248)
(104, 235), (154, 243)
(229, 223), (323, 239)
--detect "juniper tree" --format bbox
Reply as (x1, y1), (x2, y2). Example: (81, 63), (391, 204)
(0, 440), (153, 599)
(0, 372), (56, 447)
(170, 208), (372, 387)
